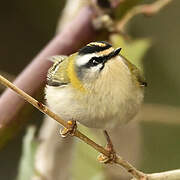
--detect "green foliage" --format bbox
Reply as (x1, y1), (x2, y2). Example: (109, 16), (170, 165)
(110, 34), (151, 71)
(16, 126), (38, 180)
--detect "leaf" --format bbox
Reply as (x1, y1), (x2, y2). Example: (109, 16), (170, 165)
(16, 126), (38, 180)
(110, 34), (151, 71)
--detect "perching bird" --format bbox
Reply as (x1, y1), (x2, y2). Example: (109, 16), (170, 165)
(45, 41), (146, 133)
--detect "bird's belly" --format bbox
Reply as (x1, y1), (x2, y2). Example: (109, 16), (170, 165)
(80, 95), (142, 129)
(45, 85), (143, 130)
(45, 86), (86, 123)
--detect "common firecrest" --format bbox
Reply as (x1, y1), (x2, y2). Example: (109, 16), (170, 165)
(45, 41), (146, 132)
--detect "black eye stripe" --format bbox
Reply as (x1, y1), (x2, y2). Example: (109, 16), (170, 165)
(84, 49), (121, 68)
(84, 56), (104, 68)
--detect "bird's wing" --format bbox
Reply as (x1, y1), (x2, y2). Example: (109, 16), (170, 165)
(121, 55), (147, 87)
(47, 55), (71, 86)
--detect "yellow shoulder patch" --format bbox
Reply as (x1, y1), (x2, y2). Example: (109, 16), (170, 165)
(67, 53), (86, 92)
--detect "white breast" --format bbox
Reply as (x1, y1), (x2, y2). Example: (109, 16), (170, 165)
(45, 85), (88, 123)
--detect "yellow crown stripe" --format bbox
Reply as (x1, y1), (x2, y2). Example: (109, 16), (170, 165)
(89, 42), (106, 47)
(67, 54), (86, 92)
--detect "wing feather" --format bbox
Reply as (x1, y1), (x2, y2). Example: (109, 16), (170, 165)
(47, 55), (70, 86)
(120, 55), (147, 87)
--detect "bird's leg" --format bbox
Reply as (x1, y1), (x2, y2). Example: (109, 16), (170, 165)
(97, 130), (117, 163)
(60, 120), (77, 138)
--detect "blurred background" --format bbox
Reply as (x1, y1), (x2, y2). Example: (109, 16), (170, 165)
(0, 0), (180, 179)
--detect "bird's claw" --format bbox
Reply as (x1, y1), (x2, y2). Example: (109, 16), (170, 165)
(60, 120), (77, 138)
(97, 151), (116, 164)
(97, 130), (117, 163)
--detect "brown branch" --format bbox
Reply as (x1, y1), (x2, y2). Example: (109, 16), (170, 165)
(0, 6), (96, 129)
(0, 1), (178, 179)
(0, 74), (146, 180)
(0, 71), (15, 92)
(2, 75), (180, 180)
(132, 169), (180, 180)
(117, 0), (173, 31)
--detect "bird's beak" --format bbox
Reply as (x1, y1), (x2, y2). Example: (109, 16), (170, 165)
(106, 47), (121, 61)
(113, 48), (121, 57)
(101, 47), (122, 65)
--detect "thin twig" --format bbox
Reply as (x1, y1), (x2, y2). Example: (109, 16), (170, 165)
(0, 1), (178, 179)
(0, 74), (146, 180)
(132, 169), (180, 180)
(148, 169), (180, 180)
(117, 0), (173, 31)
(1, 75), (180, 180)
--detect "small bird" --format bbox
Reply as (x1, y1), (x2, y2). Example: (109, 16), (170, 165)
(45, 41), (146, 134)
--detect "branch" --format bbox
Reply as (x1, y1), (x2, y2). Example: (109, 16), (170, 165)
(1, 75), (180, 180)
(2, 73), (180, 180)
(132, 169), (180, 180)
(0, 74), (146, 180)
(117, 0), (173, 31)
(0, 71), (15, 92)
(0, 1), (178, 179)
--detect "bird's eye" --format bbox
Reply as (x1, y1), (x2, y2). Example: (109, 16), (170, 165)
(84, 57), (103, 68)
(89, 57), (101, 66)
(92, 59), (99, 66)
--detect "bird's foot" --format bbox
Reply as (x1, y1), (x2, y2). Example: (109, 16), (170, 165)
(60, 120), (77, 138)
(97, 130), (117, 163)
